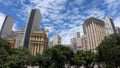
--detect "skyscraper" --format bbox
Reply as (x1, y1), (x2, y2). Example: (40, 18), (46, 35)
(71, 32), (82, 52)
(0, 16), (14, 38)
(52, 35), (61, 46)
(115, 27), (120, 34)
(23, 9), (41, 48)
(83, 17), (106, 51)
(104, 17), (116, 36)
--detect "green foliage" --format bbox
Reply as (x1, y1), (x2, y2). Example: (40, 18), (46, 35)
(71, 50), (95, 68)
(1, 34), (120, 68)
(0, 48), (9, 68)
(0, 37), (32, 68)
(97, 34), (120, 68)
(7, 47), (32, 68)
(43, 45), (74, 68)
(0, 37), (11, 52)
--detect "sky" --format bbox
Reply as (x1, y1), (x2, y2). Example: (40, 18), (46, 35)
(0, 0), (120, 44)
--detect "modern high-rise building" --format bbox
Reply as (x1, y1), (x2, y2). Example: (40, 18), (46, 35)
(83, 17), (106, 51)
(115, 27), (120, 34)
(23, 9), (41, 48)
(0, 16), (14, 38)
(71, 38), (76, 52)
(81, 35), (87, 51)
(71, 32), (82, 52)
(104, 17), (116, 36)
(15, 29), (24, 48)
(52, 35), (61, 46)
(75, 32), (80, 38)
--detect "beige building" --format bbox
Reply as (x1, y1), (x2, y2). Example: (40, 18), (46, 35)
(83, 17), (106, 51)
(29, 30), (49, 56)
(7, 37), (16, 48)
(15, 30), (49, 56)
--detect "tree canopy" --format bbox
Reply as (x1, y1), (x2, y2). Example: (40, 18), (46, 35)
(97, 34), (120, 68)
(1, 34), (120, 68)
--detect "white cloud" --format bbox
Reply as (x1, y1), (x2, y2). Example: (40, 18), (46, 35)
(104, 0), (120, 12)
(0, 0), (12, 6)
(10, 0), (119, 44)
(86, 9), (105, 19)
(12, 22), (18, 31)
(0, 12), (5, 30)
(59, 25), (83, 44)
(44, 26), (54, 33)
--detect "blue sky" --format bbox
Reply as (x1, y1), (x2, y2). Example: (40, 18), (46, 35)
(0, 0), (120, 44)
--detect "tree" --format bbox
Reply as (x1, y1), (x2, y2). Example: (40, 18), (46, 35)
(97, 34), (120, 68)
(83, 51), (95, 68)
(0, 37), (11, 52)
(0, 48), (9, 68)
(71, 50), (95, 68)
(0, 37), (11, 68)
(7, 47), (32, 68)
(43, 45), (74, 68)
(71, 50), (85, 68)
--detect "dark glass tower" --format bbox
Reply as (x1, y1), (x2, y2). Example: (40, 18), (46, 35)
(23, 9), (41, 48)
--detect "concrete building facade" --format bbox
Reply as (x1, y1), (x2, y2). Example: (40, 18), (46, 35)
(83, 17), (106, 51)
(15, 30), (24, 48)
(29, 30), (48, 56)
(53, 35), (61, 46)
(104, 17), (116, 36)
(15, 29), (48, 55)
(0, 16), (14, 38)
(71, 32), (82, 52)
(81, 35), (87, 51)
(7, 37), (16, 48)
(71, 38), (77, 52)
(115, 27), (120, 34)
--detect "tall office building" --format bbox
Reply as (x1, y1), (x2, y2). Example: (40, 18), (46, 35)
(71, 32), (82, 52)
(75, 32), (80, 38)
(23, 9), (41, 48)
(71, 38), (76, 52)
(52, 35), (61, 46)
(81, 35), (87, 51)
(104, 17), (116, 36)
(15, 29), (24, 48)
(0, 16), (14, 38)
(83, 17), (106, 51)
(115, 27), (120, 34)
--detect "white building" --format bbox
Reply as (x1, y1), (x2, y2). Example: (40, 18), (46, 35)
(49, 35), (61, 48)
(115, 27), (120, 34)
(104, 17), (116, 36)
(15, 30), (24, 48)
(71, 32), (82, 52)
